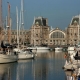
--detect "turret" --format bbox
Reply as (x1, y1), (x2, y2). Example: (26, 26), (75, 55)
(70, 15), (80, 25)
(33, 17), (48, 26)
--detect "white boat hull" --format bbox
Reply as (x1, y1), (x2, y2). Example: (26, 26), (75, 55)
(63, 60), (78, 70)
(0, 54), (18, 63)
(18, 53), (34, 60)
(27, 47), (37, 50)
(68, 46), (75, 51)
(32, 49), (50, 53)
(64, 64), (78, 70)
(17, 50), (35, 60)
(55, 47), (62, 52)
(37, 47), (50, 50)
(27, 46), (50, 50)
(68, 46), (75, 53)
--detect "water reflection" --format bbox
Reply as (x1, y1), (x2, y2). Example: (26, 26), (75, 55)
(0, 62), (17, 80)
(17, 60), (34, 80)
(0, 51), (66, 80)
(33, 51), (65, 80)
(64, 71), (77, 80)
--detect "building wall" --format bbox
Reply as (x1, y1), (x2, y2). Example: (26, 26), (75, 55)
(48, 28), (67, 46)
(30, 25), (49, 46)
(9, 15), (80, 46)
(67, 23), (79, 45)
(11, 30), (30, 45)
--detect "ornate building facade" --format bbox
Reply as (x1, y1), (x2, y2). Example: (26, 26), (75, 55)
(49, 28), (67, 46)
(11, 30), (31, 45)
(30, 17), (49, 46)
(67, 15), (80, 45)
(9, 15), (80, 46)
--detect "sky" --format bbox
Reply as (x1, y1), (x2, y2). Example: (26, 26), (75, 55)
(2, 0), (80, 30)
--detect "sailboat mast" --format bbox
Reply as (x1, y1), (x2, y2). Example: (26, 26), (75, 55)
(7, 2), (11, 44)
(0, 0), (3, 43)
(0, 0), (3, 33)
(16, 6), (19, 48)
(21, 0), (24, 46)
(19, 10), (21, 45)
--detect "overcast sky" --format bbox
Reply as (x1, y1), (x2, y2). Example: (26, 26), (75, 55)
(2, 0), (80, 30)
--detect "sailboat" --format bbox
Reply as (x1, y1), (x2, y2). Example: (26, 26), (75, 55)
(0, 2), (18, 63)
(0, 42), (18, 63)
(13, 0), (35, 60)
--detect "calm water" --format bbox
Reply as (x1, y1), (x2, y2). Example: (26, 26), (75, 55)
(0, 51), (67, 80)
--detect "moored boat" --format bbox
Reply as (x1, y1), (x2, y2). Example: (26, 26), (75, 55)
(17, 49), (35, 60)
(55, 47), (62, 52)
(0, 41), (18, 64)
(13, 47), (35, 60)
(0, 54), (18, 63)
(67, 46), (76, 54)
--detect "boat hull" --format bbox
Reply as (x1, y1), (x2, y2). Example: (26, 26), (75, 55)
(55, 47), (62, 52)
(63, 60), (78, 71)
(64, 64), (78, 71)
(18, 53), (34, 60)
(27, 46), (50, 50)
(0, 54), (18, 63)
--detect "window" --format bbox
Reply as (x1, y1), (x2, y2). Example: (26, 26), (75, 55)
(51, 31), (64, 38)
(50, 40), (52, 42)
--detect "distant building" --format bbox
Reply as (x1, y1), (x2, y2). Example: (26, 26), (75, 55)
(9, 15), (80, 46)
(30, 17), (50, 46)
(11, 30), (30, 45)
(49, 27), (67, 46)
(67, 15), (80, 45)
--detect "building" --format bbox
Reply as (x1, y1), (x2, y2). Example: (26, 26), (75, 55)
(67, 15), (80, 45)
(11, 29), (30, 45)
(30, 17), (50, 46)
(8, 15), (80, 46)
(49, 27), (67, 46)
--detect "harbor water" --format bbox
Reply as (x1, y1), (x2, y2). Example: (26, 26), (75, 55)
(0, 50), (67, 80)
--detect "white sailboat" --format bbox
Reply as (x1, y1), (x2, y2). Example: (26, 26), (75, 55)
(0, 41), (18, 63)
(13, 0), (35, 60)
(0, 50), (18, 63)
(63, 49), (80, 71)
(0, 3), (18, 64)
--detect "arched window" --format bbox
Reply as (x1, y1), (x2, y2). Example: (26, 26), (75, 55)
(51, 31), (64, 38)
